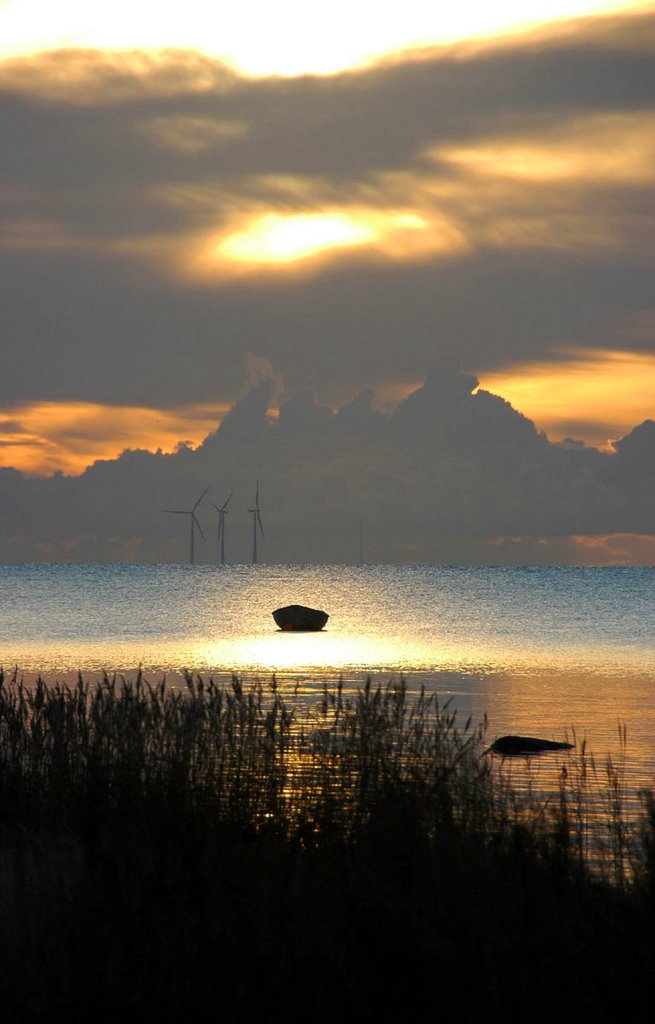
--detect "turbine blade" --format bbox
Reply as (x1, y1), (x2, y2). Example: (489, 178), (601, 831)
(255, 480), (259, 506)
(193, 513), (205, 542)
(257, 511), (264, 536)
(162, 509), (187, 515)
(193, 485), (210, 513)
(221, 492), (233, 512)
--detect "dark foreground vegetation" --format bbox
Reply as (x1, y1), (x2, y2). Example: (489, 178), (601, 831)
(0, 670), (653, 1019)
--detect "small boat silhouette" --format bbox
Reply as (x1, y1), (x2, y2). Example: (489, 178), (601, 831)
(487, 735), (574, 756)
(272, 604), (329, 631)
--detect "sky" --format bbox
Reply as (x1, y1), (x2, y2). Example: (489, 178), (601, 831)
(0, 1), (654, 564)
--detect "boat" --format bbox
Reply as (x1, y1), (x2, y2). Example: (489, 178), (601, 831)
(272, 604), (329, 631)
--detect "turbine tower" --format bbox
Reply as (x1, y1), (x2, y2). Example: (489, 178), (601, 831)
(212, 492), (233, 565)
(249, 481), (264, 564)
(162, 485), (209, 565)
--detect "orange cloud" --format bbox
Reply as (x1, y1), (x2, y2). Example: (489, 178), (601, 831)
(0, 47), (233, 105)
(198, 207), (465, 276)
(0, 400), (229, 476)
(434, 112), (655, 184)
(568, 533), (655, 564)
(141, 167), (478, 280)
(2, 98), (648, 281)
(488, 533), (655, 565)
(114, 197), (468, 282)
(129, 101), (652, 284)
(481, 348), (655, 446)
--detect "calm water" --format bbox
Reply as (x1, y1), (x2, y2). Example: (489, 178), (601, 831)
(1, 563), (654, 797)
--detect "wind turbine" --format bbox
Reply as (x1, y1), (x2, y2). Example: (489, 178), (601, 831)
(249, 481), (264, 564)
(162, 485), (209, 565)
(211, 492), (233, 565)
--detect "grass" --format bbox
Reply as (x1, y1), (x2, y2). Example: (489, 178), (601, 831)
(0, 668), (653, 1018)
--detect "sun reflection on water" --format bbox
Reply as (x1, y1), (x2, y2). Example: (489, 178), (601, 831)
(194, 630), (473, 673)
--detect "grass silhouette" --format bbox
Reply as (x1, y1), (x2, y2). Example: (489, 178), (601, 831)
(0, 669), (652, 1017)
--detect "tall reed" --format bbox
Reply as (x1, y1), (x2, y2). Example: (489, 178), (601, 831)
(0, 668), (649, 876)
(0, 668), (652, 1017)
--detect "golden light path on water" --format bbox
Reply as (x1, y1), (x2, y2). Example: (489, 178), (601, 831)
(7, 631), (654, 780)
(4, 562), (653, 679)
(2, 563), (654, 812)
(8, 639), (654, 823)
(6, 630), (653, 679)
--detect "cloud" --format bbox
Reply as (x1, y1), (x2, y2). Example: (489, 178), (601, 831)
(2, 3), (650, 82)
(0, 218), (83, 253)
(0, 362), (652, 565)
(481, 349), (655, 445)
(391, 357), (480, 435)
(0, 48), (239, 105)
(138, 115), (249, 153)
(433, 111), (655, 184)
(566, 532), (655, 565)
(611, 418), (655, 466)
(132, 103), (654, 283)
(207, 379), (276, 445)
(0, 400), (229, 475)
(242, 353), (284, 400)
(0, 9), (652, 440)
(277, 388), (333, 437)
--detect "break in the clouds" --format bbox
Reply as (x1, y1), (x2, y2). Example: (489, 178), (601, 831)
(0, 5), (654, 562)
(1, 2), (649, 76)
(0, 359), (654, 566)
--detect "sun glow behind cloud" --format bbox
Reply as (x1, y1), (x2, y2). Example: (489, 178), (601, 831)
(204, 210), (457, 272)
(0, 1), (650, 76)
(119, 101), (653, 286)
(219, 213), (377, 264)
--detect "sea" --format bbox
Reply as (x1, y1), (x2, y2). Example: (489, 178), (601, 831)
(1, 563), (654, 806)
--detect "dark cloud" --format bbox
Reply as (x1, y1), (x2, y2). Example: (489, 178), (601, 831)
(0, 362), (652, 564)
(277, 388), (334, 437)
(208, 379), (275, 444)
(612, 419), (655, 463)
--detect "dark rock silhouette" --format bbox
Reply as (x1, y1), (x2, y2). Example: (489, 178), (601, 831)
(488, 735), (574, 756)
(272, 605), (329, 631)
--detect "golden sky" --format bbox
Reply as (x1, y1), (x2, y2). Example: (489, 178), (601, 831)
(0, 401), (228, 476)
(0, 1), (650, 74)
(481, 349), (655, 446)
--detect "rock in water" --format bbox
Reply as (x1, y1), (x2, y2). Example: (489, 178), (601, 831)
(272, 604), (329, 631)
(488, 735), (574, 756)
